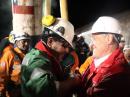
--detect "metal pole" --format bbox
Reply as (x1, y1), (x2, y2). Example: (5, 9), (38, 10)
(44, 0), (51, 15)
(60, 0), (68, 20)
(11, 0), (35, 35)
(34, 0), (42, 35)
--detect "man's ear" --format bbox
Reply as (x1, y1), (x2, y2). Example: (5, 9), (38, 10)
(47, 37), (54, 47)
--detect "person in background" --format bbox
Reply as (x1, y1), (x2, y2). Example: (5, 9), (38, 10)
(79, 16), (130, 97)
(0, 31), (31, 97)
(0, 31), (15, 56)
(60, 47), (79, 79)
(74, 35), (91, 66)
(123, 45), (130, 64)
(79, 42), (94, 75)
(88, 42), (94, 55)
(119, 36), (125, 51)
(21, 15), (81, 97)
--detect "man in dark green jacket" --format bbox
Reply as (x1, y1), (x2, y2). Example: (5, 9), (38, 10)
(21, 15), (81, 97)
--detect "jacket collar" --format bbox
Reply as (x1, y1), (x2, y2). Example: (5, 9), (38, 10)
(35, 40), (64, 80)
(97, 48), (128, 68)
(35, 40), (53, 57)
(94, 54), (111, 68)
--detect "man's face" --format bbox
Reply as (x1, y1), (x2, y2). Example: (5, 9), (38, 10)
(15, 39), (30, 52)
(48, 37), (70, 55)
(91, 33), (109, 58)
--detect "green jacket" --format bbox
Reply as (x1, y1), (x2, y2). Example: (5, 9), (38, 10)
(21, 41), (64, 97)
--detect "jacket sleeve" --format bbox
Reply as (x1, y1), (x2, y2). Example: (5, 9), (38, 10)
(86, 73), (130, 97)
(21, 55), (57, 97)
(26, 68), (57, 97)
(54, 76), (82, 97)
(0, 51), (13, 94)
(0, 49), (21, 95)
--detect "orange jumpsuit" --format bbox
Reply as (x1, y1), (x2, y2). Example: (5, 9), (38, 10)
(0, 44), (25, 97)
(79, 56), (93, 75)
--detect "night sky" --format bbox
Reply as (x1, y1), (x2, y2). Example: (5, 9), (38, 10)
(0, 0), (130, 40)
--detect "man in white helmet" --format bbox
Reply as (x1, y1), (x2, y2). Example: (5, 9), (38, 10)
(123, 45), (130, 64)
(0, 31), (31, 97)
(119, 36), (125, 51)
(21, 15), (81, 97)
(10, 31), (31, 53)
(79, 16), (130, 97)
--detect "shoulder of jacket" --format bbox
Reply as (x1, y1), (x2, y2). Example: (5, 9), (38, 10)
(22, 48), (50, 66)
(28, 48), (43, 55)
(26, 48), (48, 59)
(2, 45), (15, 56)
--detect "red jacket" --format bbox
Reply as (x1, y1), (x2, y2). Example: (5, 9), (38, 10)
(81, 48), (130, 97)
(35, 40), (64, 80)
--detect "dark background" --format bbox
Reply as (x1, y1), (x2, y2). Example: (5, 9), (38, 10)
(0, 0), (12, 40)
(0, 0), (130, 40)
(52, 0), (130, 29)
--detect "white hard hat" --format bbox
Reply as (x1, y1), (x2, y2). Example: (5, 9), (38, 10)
(9, 31), (30, 43)
(120, 36), (125, 42)
(123, 45), (130, 51)
(91, 16), (122, 35)
(78, 31), (92, 45)
(45, 18), (74, 47)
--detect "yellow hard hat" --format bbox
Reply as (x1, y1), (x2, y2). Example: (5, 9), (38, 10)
(42, 15), (56, 26)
